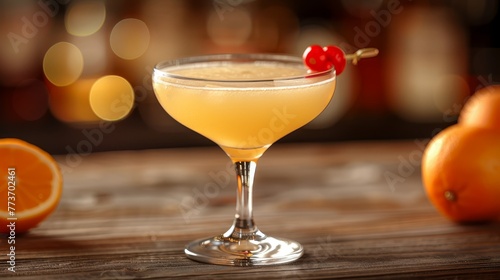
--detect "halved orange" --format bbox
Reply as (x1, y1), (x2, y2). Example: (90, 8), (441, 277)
(0, 138), (63, 233)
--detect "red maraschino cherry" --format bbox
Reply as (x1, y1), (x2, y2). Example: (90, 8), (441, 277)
(302, 45), (333, 72)
(303, 45), (379, 75)
(323, 46), (346, 75)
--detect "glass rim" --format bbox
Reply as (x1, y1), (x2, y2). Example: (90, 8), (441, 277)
(153, 53), (336, 83)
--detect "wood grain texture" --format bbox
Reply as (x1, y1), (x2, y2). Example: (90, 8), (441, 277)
(1, 141), (499, 279)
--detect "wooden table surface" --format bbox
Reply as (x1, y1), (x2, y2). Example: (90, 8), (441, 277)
(2, 141), (499, 279)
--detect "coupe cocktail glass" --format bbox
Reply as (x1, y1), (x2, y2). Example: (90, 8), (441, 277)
(152, 54), (336, 266)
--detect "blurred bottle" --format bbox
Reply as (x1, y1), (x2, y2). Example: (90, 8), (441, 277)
(386, 3), (469, 123)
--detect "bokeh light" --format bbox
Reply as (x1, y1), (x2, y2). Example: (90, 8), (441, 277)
(43, 42), (84, 87)
(89, 75), (134, 121)
(65, 0), (106, 37)
(110, 18), (150, 60)
(48, 79), (100, 123)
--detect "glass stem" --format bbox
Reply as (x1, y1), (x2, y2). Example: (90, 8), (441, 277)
(224, 161), (264, 240)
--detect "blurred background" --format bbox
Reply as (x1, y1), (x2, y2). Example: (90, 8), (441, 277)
(0, 0), (499, 155)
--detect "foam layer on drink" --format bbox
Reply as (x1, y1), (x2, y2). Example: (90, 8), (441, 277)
(170, 63), (308, 81)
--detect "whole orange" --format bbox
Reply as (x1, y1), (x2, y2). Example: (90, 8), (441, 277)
(459, 85), (500, 130)
(421, 124), (500, 223)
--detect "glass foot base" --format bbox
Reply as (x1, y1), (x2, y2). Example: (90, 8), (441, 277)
(185, 233), (304, 266)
